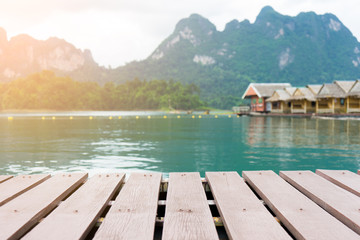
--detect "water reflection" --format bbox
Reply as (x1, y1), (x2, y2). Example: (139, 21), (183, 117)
(0, 115), (360, 175)
(245, 117), (360, 171)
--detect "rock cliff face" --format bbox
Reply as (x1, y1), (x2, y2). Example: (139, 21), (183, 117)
(0, 28), (100, 82)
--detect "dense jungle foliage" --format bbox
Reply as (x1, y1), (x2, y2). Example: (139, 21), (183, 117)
(0, 71), (204, 110)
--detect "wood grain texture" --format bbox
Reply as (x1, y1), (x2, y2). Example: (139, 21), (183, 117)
(206, 172), (291, 240)
(94, 173), (162, 240)
(162, 172), (218, 240)
(23, 173), (125, 240)
(0, 173), (87, 240)
(0, 174), (50, 206)
(316, 169), (360, 197)
(281, 170), (360, 235)
(0, 175), (13, 183)
(243, 170), (360, 240)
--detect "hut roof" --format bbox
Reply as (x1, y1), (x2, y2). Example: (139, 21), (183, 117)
(290, 87), (316, 101)
(242, 83), (291, 99)
(285, 87), (297, 95)
(266, 90), (291, 102)
(317, 83), (346, 98)
(307, 85), (322, 95)
(346, 80), (360, 97)
(334, 80), (356, 92)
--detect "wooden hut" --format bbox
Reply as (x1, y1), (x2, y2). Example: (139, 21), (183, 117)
(290, 87), (316, 113)
(316, 83), (345, 114)
(316, 83), (349, 114)
(266, 90), (291, 113)
(346, 80), (360, 113)
(242, 83), (291, 112)
(316, 81), (356, 114)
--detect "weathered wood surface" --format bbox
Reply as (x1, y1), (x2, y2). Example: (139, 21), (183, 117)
(243, 170), (360, 240)
(162, 172), (218, 240)
(0, 174), (50, 206)
(2, 170), (360, 239)
(23, 173), (125, 240)
(0, 175), (13, 183)
(206, 171), (291, 240)
(94, 173), (162, 240)
(280, 170), (360, 235)
(0, 173), (87, 240)
(316, 169), (360, 197)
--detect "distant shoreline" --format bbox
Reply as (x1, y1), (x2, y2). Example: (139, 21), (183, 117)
(0, 109), (169, 113)
(0, 108), (227, 114)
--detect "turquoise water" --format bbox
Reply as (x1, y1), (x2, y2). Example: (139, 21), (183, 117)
(1, 112), (360, 176)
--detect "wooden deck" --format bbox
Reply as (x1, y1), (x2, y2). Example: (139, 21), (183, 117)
(1, 170), (360, 240)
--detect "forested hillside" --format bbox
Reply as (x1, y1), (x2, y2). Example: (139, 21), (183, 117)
(0, 71), (204, 110)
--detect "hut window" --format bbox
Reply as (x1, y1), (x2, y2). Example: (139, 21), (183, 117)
(340, 98), (345, 106)
(311, 101), (316, 107)
(252, 99), (257, 104)
(288, 102), (291, 107)
(258, 98), (263, 103)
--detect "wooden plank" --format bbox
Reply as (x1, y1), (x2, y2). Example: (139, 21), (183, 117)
(23, 173), (125, 240)
(94, 173), (162, 240)
(280, 170), (360, 235)
(316, 169), (360, 197)
(243, 170), (359, 240)
(206, 172), (291, 240)
(162, 172), (218, 240)
(0, 174), (50, 206)
(0, 173), (87, 240)
(0, 175), (13, 183)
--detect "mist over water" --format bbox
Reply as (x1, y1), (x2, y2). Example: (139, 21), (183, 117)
(1, 112), (360, 176)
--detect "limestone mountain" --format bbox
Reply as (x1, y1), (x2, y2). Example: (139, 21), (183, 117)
(114, 6), (360, 108)
(0, 28), (109, 83)
(1, 6), (360, 109)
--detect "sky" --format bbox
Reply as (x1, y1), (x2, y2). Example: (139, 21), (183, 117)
(0, 0), (359, 68)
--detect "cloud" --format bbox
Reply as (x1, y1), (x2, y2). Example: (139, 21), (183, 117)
(0, 0), (359, 67)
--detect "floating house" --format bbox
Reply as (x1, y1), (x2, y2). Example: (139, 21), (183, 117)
(316, 83), (345, 114)
(242, 83), (291, 112)
(346, 80), (360, 113)
(241, 81), (360, 115)
(266, 90), (292, 113)
(316, 81), (356, 114)
(290, 87), (316, 114)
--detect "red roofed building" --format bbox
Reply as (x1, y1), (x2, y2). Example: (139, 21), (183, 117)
(242, 83), (291, 112)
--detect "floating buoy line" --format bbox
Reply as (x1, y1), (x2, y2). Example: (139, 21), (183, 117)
(5, 114), (239, 121)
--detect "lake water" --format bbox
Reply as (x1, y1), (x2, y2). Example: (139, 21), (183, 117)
(1, 112), (360, 176)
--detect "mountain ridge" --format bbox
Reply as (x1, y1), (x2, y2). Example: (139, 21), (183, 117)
(0, 28), (112, 83)
(113, 6), (360, 108)
(1, 6), (360, 109)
